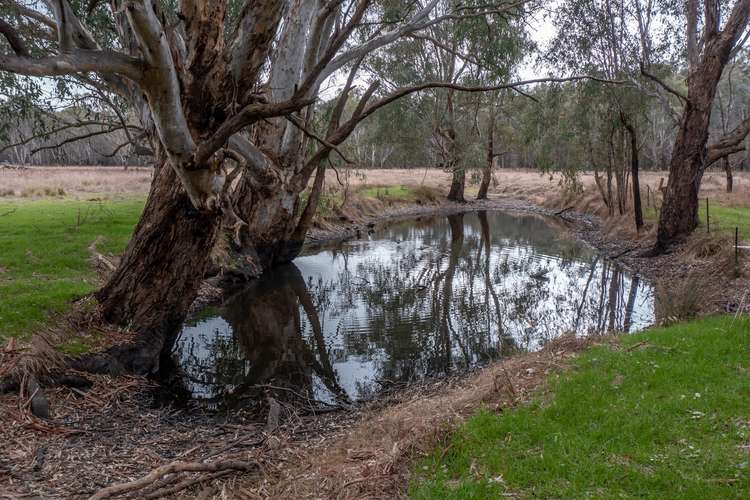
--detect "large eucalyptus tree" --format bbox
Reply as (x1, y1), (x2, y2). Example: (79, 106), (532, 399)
(0, 0), (539, 372)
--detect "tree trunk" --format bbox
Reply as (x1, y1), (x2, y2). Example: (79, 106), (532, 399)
(445, 91), (465, 202)
(724, 157), (734, 192)
(447, 167), (466, 202)
(477, 103), (496, 200)
(654, 3), (750, 252)
(654, 103), (713, 251)
(621, 115), (643, 231)
(93, 162), (220, 374)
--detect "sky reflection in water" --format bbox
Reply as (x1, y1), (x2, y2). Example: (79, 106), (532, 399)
(173, 210), (654, 407)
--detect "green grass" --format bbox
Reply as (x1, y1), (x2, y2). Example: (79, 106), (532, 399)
(645, 204), (750, 241)
(0, 198), (143, 340)
(411, 316), (750, 499)
(358, 185), (417, 201)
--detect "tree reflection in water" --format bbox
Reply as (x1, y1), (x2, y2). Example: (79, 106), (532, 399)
(171, 210), (654, 407)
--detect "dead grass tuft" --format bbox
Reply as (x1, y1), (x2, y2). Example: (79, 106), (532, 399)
(687, 233), (730, 259)
(684, 232), (747, 278)
(655, 274), (712, 325)
(411, 184), (442, 203)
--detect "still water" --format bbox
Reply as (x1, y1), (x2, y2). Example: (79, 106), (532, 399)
(171, 210), (654, 408)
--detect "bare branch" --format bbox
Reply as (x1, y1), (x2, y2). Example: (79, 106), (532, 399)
(29, 126), (125, 155)
(286, 114), (353, 164)
(360, 75), (626, 120)
(639, 62), (688, 104)
(7, 1), (57, 31)
(194, 96), (315, 167)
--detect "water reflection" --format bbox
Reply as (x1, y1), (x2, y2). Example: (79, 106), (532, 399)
(171, 210), (654, 407)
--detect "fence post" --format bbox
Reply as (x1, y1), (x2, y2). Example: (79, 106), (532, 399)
(706, 197), (710, 233)
(736, 227), (740, 265)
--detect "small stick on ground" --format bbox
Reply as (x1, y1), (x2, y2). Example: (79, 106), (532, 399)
(88, 460), (257, 500)
(144, 469), (237, 499)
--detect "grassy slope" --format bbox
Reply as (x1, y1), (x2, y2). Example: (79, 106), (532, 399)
(645, 204), (750, 241)
(411, 316), (750, 499)
(0, 199), (143, 340)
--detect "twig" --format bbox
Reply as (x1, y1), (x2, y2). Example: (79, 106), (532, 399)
(501, 367), (517, 398)
(88, 460), (257, 500)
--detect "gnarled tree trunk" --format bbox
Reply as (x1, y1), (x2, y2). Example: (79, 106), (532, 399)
(219, 174), (301, 281)
(92, 161), (220, 374)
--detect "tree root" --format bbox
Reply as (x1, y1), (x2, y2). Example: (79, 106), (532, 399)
(88, 460), (258, 500)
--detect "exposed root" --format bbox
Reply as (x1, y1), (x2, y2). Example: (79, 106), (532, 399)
(88, 235), (118, 276)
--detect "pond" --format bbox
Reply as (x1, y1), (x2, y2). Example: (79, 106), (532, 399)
(166, 210), (654, 410)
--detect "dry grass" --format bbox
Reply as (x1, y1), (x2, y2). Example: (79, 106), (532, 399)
(3, 165), (749, 207)
(0, 166), (152, 199)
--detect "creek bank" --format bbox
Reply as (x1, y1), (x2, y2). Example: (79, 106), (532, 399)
(2, 194), (747, 497)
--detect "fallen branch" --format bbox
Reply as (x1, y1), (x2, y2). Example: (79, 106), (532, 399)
(554, 206), (574, 217)
(144, 469), (236, 499)
(88, 460), (258, 500)
(610, 246), (638, 260)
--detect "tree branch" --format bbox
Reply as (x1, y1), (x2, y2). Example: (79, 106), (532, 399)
(639, 62), (688, 104)
(0, 50), (144, 80)
(0, 19), (30, 56)
(286, 114), (353, 164)
(706, 115), (750, 166)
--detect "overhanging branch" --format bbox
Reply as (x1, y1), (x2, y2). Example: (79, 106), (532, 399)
(706, 115), (750, 166)
(0, 50), (144, 81)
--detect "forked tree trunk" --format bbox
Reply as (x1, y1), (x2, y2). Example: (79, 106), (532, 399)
(93, 162), (220, 374)
(654, 0), (750, 252)
(219, 174), (302, 281)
